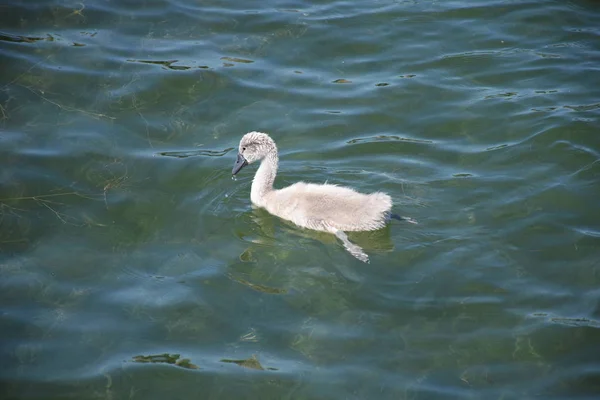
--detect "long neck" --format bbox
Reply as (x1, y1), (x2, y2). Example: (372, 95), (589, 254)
(251, 151), (278, 206)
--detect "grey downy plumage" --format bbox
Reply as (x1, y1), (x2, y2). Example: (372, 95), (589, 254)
(232, 131), (416, 262)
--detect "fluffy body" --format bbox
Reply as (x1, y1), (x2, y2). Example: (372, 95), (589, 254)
(261, 182), (392, 233)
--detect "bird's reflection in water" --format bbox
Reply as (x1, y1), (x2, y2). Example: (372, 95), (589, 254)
(242, 206), (396, 263)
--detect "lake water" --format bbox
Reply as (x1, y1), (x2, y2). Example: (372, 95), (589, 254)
(1, 0), (600, 398)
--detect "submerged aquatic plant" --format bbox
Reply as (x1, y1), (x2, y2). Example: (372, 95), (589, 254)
(131, 353), (199, 370)
(220, 354), (277, 371)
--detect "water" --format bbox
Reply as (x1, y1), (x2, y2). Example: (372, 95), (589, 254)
(1, 0), (599, 398)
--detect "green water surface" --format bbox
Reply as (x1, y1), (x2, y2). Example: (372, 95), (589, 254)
(1, 0), (600, 399)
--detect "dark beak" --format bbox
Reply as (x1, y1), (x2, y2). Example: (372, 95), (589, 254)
(232, 153), (248, 175)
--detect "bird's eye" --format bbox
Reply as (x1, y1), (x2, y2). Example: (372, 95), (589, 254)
(242, 147), (246, 151)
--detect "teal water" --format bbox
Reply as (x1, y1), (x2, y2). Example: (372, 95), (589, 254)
(1, 0), (600, 398)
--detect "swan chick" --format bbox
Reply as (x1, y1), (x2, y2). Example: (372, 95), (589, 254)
(232, 131), (414, 262)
